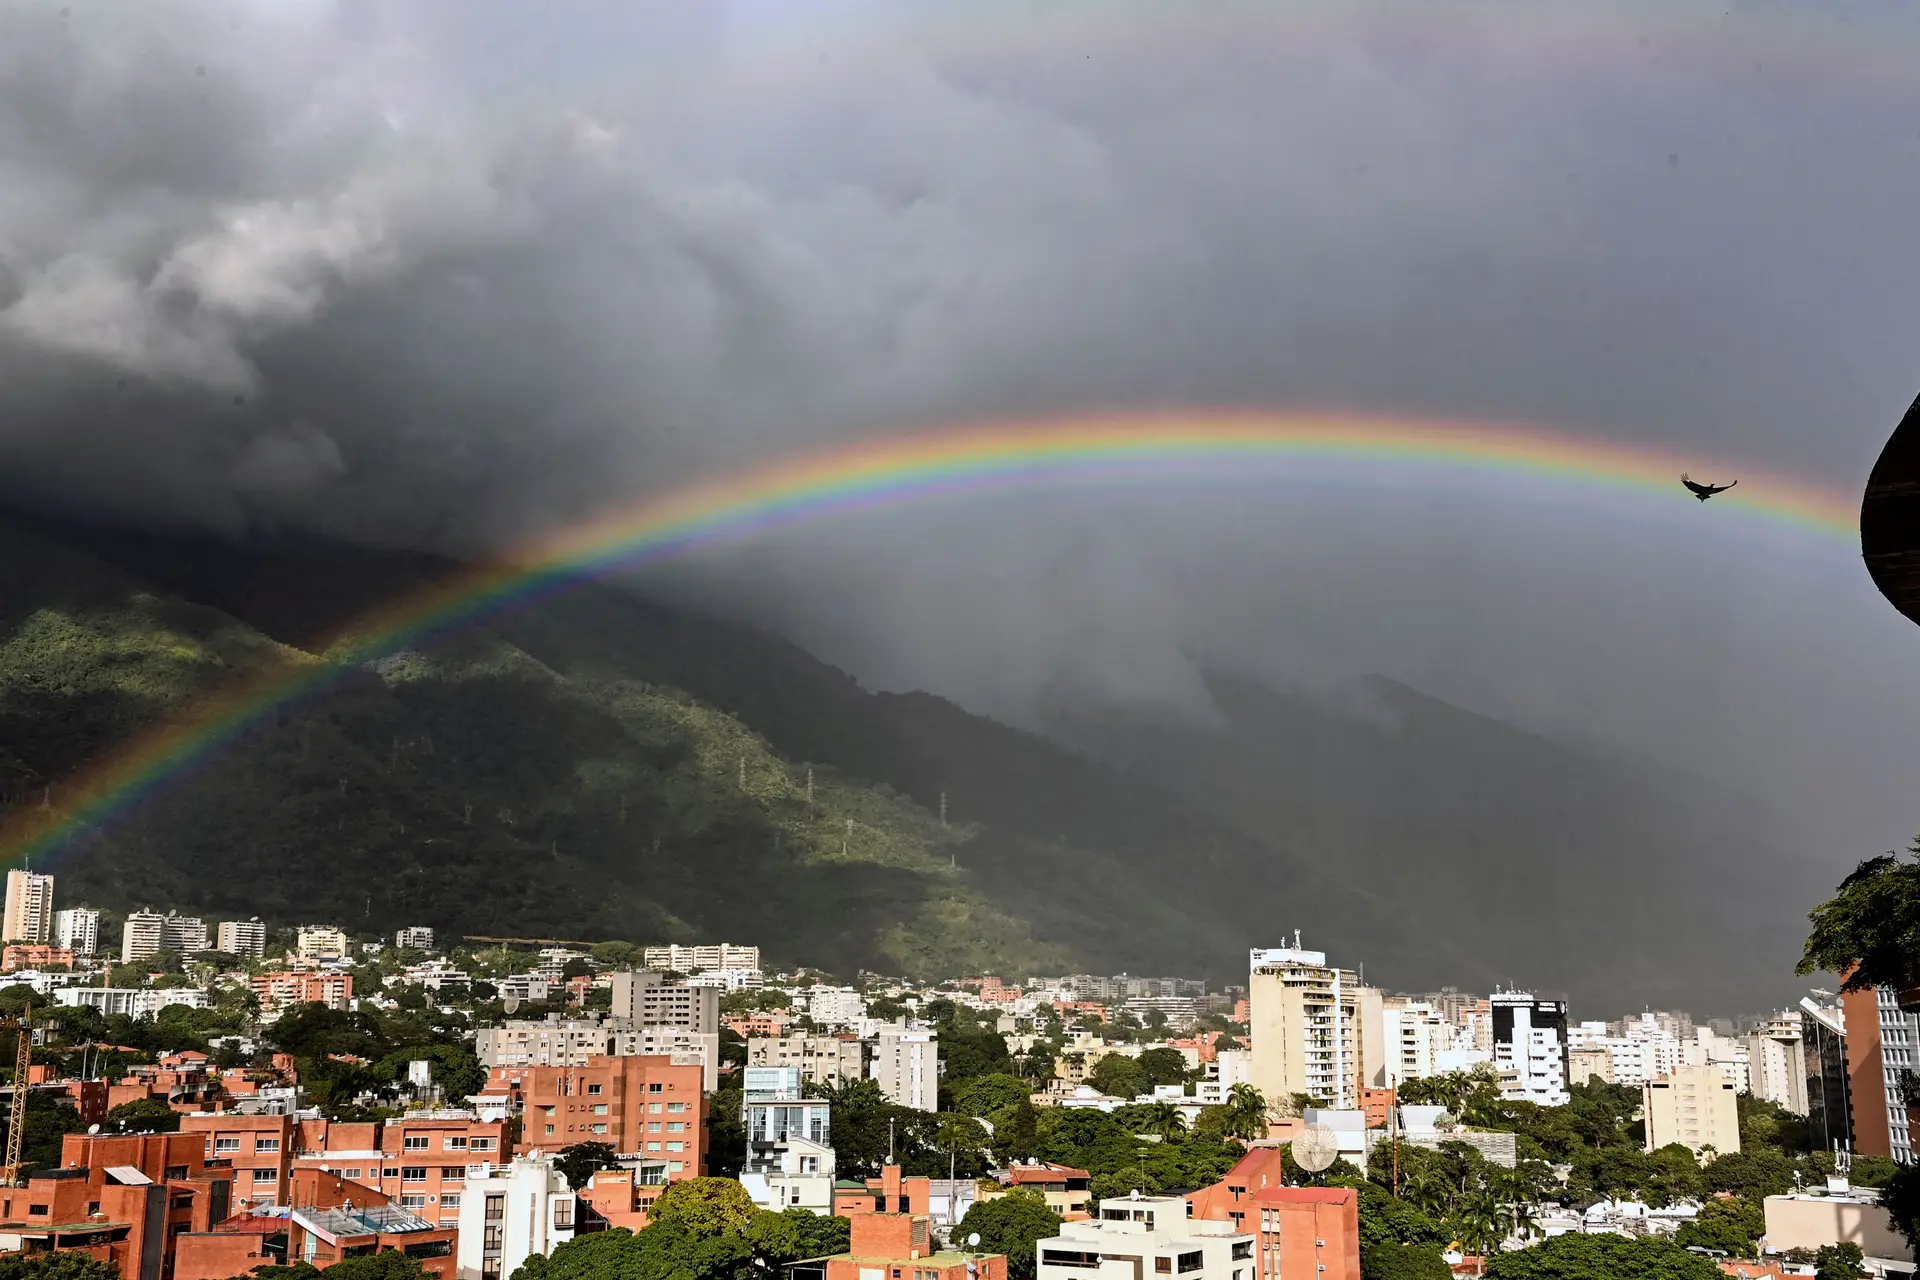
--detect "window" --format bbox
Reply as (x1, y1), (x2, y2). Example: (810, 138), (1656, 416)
(404, 1136), (429, 1150)
(485, 1196), (505, 1221)
(165, 1166), (190, 1181)
(592, 1104), (608, 1116)
(667, 1161), (684, 1173)
(400, 1195), (427, 1209)
(590, 1124), (607, 1135)
(445, 1137), (467, 1150)
(545, 1126), (555, 1136)
(483, 1225), (503, 1251)
(666, 1102), (687, 1113)
(213, 1138), (242, 1153)
(1155, 1261), (1172, 1275)
(384, 1168), (399, 1178)
(443, 1166), (465, 1180)
(553, 1201), (573, 1229)
(252, 1169), (277, 1184)
(1178, 1253), (1203, 1273)
(648, 1103), (663, 1114)
(403, 1168), (427, 1184)
(647, 1122), (662, 1133)
(646, 1142), (661, 1152)
(666, 1122), (684, 1133)
(441, 1195), (462, 1210)
(470, 1139), (496, 1152)
(648, 1083), (663, 1093)
(1231, 1243), (1253, 1261)
(342, 1169), (362, 1181)
(665, 1141), (683, 1153)
(586, 1084), (602, 1095)
(27, 1205), (47, 1217)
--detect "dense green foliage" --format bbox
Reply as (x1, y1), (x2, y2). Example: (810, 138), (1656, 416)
(554, 1142), (620, 1190)
(2, 1091), (84, 1175)
(956, 1190), (1062, 1280)
(103, 1097), (182, 1133)
(0, 1255), (121, 1280)
(511, 1179), (848, 1280)
(241, 1254), (431, 1280)
(1480, 1232), (1720, 1279)
(1359, 1242), (1452, 1280)
(1800, 846), (1920, 993)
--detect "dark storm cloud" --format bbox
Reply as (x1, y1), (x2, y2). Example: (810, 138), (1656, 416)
(6, 0), (1920, 888)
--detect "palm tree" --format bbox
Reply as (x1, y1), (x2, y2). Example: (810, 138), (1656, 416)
(1139, 1101), (1188, 1141)
(1222, 1084), (1268, 1141)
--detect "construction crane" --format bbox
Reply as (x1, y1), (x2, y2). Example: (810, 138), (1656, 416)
(1, 1005), (31, 1187)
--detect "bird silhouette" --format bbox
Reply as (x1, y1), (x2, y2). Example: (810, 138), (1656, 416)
(1681, 473), (1738, 502)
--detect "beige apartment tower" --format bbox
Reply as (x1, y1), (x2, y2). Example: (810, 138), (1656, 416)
(1643, 1064), (1742, 1158)
(1248, 943), (1369, 1111)
(2, 870), (53, 945)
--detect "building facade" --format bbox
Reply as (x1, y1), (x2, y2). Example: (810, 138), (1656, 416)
(1644, 1064), (1742, 1158)
(216, 919), (268, 959)
(743, 1066), (831, 1176)
(51, 907), (98, 956)
(1747, 1012), (1810, 1116)
(3, 870), (54, 945)
(122, 910), (208, 963)
(252, 971), (354, 1012)
(1491, 990), (1569, 1107)
(1842, 983), (1920, 1164)
(297, 926), (350, 961)
(871, 1029), (938, 1111)
(746, 1035), (867, 1090)
(641, 943), (759, 973)
(397, 927), (436, 951)
(1037, 1196), (1254, 1280)
(454, 1153), (576, 1280)
(498, 1055), (705, 1172)
(1249, 944), (1364, 1111)
(1802, 997), (1852, 1157)
(608, 971), (719, 1033)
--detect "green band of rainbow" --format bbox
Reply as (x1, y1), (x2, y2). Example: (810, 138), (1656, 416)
(0, 411), (1858, 870)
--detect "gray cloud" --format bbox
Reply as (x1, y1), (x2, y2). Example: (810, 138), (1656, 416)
(6, 0), (1920, 934)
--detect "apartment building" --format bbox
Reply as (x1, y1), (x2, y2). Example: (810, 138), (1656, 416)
(1249, 943), (1366, 1111)
(216, 919), (268, 959)
(871, 1029), (938, 1111)
(1378, 999), (1448, 1086)
(176, 1170), (456, 1280)
(1842, 982), (1920, 1163)
(122, 910), (209, 962)
(397, 926), (436, 951)
(503, 1055), (705, 1173)
(1802, 997), (1852, 1156)
(1491, 990), (1569, 1107)
(1036, 1196), (1254, 1280)
(455, 1153), (576, 1280)
(55, 987), (210, 1016)
(1746, 1012), (1809, 1115)
(1644, 1064), (1742, 1158)
(746, 1035), (867, 1089)
(806, 986), (867, 1027)
(297, 926), (351, 961)
(182, 1112), (510, 1226)
(744, 1066), (831, 1176)
(252, 971), (354, 1012)
(478, 1019), (719, 1090)
(1, 944), (72, 971)
(3, 870), (54, 945)
(608, 971), (719, 1033)
(642, 943), (759, 973)
(52, 906), (98, 955)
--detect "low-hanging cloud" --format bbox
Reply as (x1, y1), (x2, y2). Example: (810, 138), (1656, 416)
(6, 0), (1920, 917)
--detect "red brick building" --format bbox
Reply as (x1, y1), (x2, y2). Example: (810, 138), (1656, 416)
(833, 1165), (931, 1218)
(1184, 1147), (1287, 1236)
(1248, 1187), (1360, 1280)
(822, 1196), (1007, 1280)
(488, 1055), (705, 1173)
(174, 1169), (455, 1280)
(252, 972), (354, 1012)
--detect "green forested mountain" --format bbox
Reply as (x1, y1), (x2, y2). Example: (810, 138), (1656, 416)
(0, 517), (1410, 980)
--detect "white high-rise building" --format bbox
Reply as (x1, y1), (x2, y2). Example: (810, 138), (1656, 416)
(216, 918), (268, 959)
(642, 943), (759, 973)
(1491, 990), (1569, 1106)
(53, 907), (99, 956)
(1380, 999), (1449, 1086)
(455, 1152), (577, 1280)
(1746, 1011), (1809, 1115)
(3, 871), (54, 945)
(805, 986), (867, 1028)
(871, 1029), (938, 1111)
(395, 926), (436, 951)
(121, 910), (208, 963)
(297, 926), (350, 961)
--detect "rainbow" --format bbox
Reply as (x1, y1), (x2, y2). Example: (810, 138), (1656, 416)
(0, 411), (1858, 870)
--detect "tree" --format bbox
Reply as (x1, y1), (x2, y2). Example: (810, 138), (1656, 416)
(1701, 1149), (1794, 1200)
(554, 1142), (620, 1190)
(1361, 1242), (1452, 1280)
(0, 986), (37, 1019)
(1134, 1048), (1191, 1089)
(1135, 1101), (1187, 1140)
(1221, 1084), (1268, 1140)
(103, 1098), (182, 1134)
(1800, 847), (1920, 995)
(956, 1190), (1062, 1280)
(1673, 1195), (1764, 1256)
(648, 1176), (760, 1238)
(1088, 1054), (1148, 1101)
(319, 1253), (432, 1280)
(1813, 1243), (1869, 1280)
(1481, 1233), (1720, 1278)
(0, 1250), (121, 1280)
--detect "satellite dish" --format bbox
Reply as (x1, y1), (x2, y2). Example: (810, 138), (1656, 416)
(1292, 1125), (1338, 1173)
(967, 1234), (981, 1248)
(87, 1124), (100, 1135)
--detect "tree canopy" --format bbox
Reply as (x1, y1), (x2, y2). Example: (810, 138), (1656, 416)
(1481, 1233), (1721, 1279)
(956, 1190), (1062, 1280)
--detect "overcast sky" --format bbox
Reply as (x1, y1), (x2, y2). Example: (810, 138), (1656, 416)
(6, 0), (1920, 882)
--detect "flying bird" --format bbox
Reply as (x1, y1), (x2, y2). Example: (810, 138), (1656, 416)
(1681, 473), (1738, 502)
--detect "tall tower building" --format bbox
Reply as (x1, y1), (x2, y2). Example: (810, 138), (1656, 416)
(3, 870), (54, 945)
(1248, 941), (1367, 1112)
(53, 907), (99, 955)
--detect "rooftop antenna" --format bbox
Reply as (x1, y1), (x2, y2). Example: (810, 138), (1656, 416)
(1293, 929), (1301, 950)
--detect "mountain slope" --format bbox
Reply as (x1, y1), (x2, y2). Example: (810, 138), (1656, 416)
(1047, 672), (1823, 1013)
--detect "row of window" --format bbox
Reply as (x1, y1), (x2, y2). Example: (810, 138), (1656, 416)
(210, 1134), (495, 1155)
